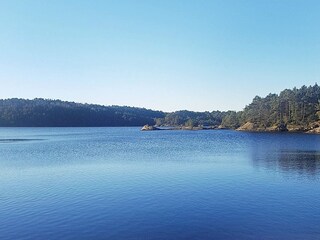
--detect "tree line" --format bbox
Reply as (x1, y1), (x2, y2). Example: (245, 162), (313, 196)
(0, 84), (319, 129)
(155, 84), (320, 130)
(154, 110), (227, 127)
(221, 84), (320, 130)
(0, 98), (164, 127)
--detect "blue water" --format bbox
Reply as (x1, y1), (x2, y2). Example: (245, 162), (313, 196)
(0, 128), (320, 240)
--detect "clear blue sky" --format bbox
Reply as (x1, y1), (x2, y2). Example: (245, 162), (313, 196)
(0, 0), (319, 111)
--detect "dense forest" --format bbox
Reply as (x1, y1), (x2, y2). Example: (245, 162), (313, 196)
(0, 84), (319, 131)
(221, 84), (320, 131)
(0, 99), (164, 127)
(154, 84), (320, 132)
(154, 110), (228, 127)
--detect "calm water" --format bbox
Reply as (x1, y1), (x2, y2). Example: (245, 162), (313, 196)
(0, 128), (320, 240)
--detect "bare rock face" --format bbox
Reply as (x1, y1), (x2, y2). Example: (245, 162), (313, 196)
(286, 125), (306, 132)
(237, 122), (289, 132)
(307, 126), (320, 134)
(265, 125), (278, 131)
(141, 125), (159, 131)
(237, 122), (255, 131)
(309, 121), (320, 129)
(141, 125), (153, 131)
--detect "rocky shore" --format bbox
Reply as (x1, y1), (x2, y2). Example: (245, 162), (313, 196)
(140, 125), (162, 131)
(141, 121), (320, 134)
(236, 121), (320, 134)
(141, 124), (221, 131)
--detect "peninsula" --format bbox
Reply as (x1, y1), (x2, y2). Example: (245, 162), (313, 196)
(143, 84), (320, 133)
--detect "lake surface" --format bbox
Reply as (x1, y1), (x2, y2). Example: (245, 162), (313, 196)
(0, 127), (320, 240)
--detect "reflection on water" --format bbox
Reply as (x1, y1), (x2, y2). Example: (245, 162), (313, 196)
(1, 128), (320, 240)
(253, 150), (320, 176)
(249, 132), (320, 177)
(0, 139), (45, 143)
(278, 151), (320, 175)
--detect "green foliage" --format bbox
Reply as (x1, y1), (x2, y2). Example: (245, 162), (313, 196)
(1, 84), (319, 129)
(222, 84), (320, 129)
(155, 110), (227, 127)
(0, 98), (165, 127)
(221, 111), (240, 129)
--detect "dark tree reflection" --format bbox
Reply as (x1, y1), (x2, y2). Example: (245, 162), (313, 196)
(248, 133), (320, 177)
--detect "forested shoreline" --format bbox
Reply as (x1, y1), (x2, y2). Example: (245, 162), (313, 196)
(154, 84), (320, 133)
(221, 84), (320, 132)
(0, 84), (320, 132)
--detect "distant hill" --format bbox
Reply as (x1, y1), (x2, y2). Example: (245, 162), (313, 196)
(0, 98), (165, 127)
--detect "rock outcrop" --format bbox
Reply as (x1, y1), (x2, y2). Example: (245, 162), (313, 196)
(286, 125), (307, 132)
(237, 122), (256, 131)
(307, 127), (320, 134)
(141, 125), (160, 131)
(237, 122), (288, 132)
(306, 121), (320, 133)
